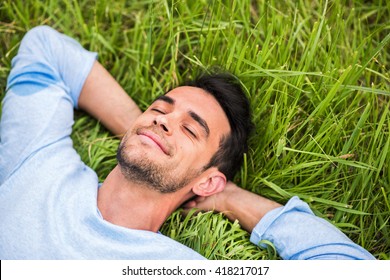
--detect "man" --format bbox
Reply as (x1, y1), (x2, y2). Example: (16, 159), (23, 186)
(0, 26), (374, 259)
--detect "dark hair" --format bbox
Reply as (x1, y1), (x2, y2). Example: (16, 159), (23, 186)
(183, 71), (254, 181)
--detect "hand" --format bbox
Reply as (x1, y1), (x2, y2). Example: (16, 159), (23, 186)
(182, 181), (237, 213)
(182, 181), (282, 233)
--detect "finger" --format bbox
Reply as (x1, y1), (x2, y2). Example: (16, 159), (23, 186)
(182, 200), (197, 208)
(182, 196), (206, 208)
(180, 206), (201, 217)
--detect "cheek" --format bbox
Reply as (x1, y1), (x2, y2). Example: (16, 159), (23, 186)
(172, 132), (218, 167)
(176, 140), (197, 162)
(176, 142), (213, 169)
(131, 113), (155, 126)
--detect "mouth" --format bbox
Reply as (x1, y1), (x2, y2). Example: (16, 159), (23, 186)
(136, 128), (171, 156)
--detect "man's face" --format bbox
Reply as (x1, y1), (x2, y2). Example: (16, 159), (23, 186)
(117, 86), (230, 193)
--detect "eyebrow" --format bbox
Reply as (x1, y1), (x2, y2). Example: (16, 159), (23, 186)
(153, 95), (175, 105)
(189, 111), (210, 138)
(153, 94), (210, 138)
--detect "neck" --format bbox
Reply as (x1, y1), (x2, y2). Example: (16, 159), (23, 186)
(97, 165), (193, 232)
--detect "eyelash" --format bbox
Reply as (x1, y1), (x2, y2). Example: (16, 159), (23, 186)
(184, 126), (197, 138)
(152, 107), (197, 139)
(151, 108), (165, 114)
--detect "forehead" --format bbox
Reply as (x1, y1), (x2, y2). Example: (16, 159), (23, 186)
(163, 86), (230, 137)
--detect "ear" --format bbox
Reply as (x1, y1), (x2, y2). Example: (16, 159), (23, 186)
(192, 169), (226, 197)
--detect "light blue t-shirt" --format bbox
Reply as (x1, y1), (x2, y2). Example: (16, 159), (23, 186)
(0, 26), (375, 260)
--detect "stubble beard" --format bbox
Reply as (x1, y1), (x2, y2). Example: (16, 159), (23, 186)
(116, 135), (202, 194)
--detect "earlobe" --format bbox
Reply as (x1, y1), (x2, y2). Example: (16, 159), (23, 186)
(193, 171), (226, 197)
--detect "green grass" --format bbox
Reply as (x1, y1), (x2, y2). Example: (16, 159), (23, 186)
(1, 0), (389, 259)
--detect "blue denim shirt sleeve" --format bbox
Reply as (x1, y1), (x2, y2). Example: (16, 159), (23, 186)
(250, 196), (375, 260)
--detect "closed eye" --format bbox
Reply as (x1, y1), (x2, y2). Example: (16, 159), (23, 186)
(184, 126), (197, 138)
(151, 108), (165, 114)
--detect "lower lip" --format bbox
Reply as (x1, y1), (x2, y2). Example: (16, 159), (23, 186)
(138, 134), (166, 154)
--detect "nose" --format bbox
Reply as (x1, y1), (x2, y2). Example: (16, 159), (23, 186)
(153, 115), (171, 135)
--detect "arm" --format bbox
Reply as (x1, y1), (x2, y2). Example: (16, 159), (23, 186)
(185, 182), (281, 232)
(185, 182), (375, 260)
(78, 61), (141, 137)
(1, 25), (99, 182)
(1, 26), (140, 183)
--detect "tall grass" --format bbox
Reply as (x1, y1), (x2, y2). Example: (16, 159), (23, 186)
(1, 0), (389, 259)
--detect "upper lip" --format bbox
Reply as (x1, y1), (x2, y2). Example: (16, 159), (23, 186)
(137, 129), (171, 156)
